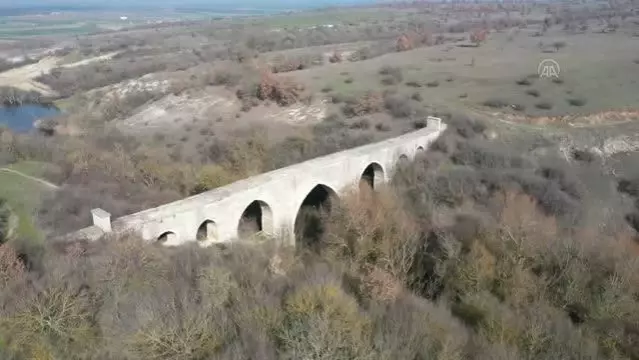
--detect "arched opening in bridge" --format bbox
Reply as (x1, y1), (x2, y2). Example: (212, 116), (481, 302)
(157, 231), (177, 244)
(196, 220), (218, 242)
(295, 184), (339, 249)
(416, 146), (425, 152)
(397, 154), (410, 168)
(359, 162), (385, 192)
(238, 200), (273, 239)
(396, 154), (411, 174)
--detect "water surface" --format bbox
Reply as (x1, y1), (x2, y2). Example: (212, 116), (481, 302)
(0, 104), (60, 133)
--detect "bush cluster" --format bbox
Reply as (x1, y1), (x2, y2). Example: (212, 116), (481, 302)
(1, 159), (637, 359)
(341, 92), (384, 118)
(3, 110), (639, 359)
(0, 87), (45, 106)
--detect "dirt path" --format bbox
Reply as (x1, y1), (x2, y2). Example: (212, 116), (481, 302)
(0, 57), (58, 95)
(59, 52), (118, 69)
(0, 168), (59, 190)
(0, 52), (119, 96)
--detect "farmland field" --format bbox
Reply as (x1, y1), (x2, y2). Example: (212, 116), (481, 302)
(0, 9), (268, 39)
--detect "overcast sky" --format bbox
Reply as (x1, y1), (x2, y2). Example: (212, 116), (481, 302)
(0, 0), (378, 9)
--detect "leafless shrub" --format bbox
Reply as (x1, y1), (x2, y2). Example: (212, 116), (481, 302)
(341, 92), (384, 118)
(349, 118), (371, 130)
(566, 97), (587, 106)
(384, 93), (417, 118)
(535, 101), (553, 110)
(328, 51), (342, 63)
(209, 68), (243, 87)
(256, 71), (305, 106)
(0, 87), (44, 106)
(375, 123), (391, 132)
(482, 98), (508, 108)
(526, 89), (540, 97)
(0, 244), (25, 288)
(515, 78), (533, 86)
(379, 65), (404, 83)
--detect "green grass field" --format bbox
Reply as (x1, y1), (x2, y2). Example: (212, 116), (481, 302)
(0, 22), (99, 38)
(255, 9), (399, 28)
(0, 161), (58, 241)
(7, 160), (60, 179)
(0, 9), (270, 39)
(293, 27), (639, 123)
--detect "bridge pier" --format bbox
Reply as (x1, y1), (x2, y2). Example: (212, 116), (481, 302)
(91, 208), (112, 233)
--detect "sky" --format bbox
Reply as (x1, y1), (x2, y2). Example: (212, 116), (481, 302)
(0, 0), (380, 9)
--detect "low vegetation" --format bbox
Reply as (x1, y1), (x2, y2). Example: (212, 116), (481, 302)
(515, 78), (533, 86)
(482, 98), (508, 108)
(1, 117), (638, 359)
(567, 97), (587, 107)
(535, 101), (554, 110)
(525, 89), (540, 97)
(0, 87), (46, 106)
(425, 80), (440, 88)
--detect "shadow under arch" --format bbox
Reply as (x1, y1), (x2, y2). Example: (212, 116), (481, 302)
(359, 162), (385, 191)
(197, 220), (218, 242)
(294, 184), (339, 249)
(238, 200), (273, 239)
(157, 231), (177, 245)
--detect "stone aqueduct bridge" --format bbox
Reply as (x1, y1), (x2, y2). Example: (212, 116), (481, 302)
(65, 117), (446, 246)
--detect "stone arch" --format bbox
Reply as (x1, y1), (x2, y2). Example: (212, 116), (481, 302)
(398, 154), (410, 166)
(157, 231), (177, 244)
(196, 220), (218, 242)
(238, 200), (273, 239)
(416, 146), (425, 152)
(359, 162), (385, 191)
(294, 184), (339, 248)
(395, 153), (411, 172)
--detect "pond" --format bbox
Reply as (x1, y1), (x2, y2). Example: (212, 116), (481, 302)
(0, 104), (61, 133)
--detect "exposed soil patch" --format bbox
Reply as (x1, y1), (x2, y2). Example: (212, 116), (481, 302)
(0, 57), (58, 95)
(0, 52), (118, 96)
(602, 135), (639, 156)
(263, 99), (327, 125)
(117, 88), (238, 132)
(106, 76), (170, 99)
